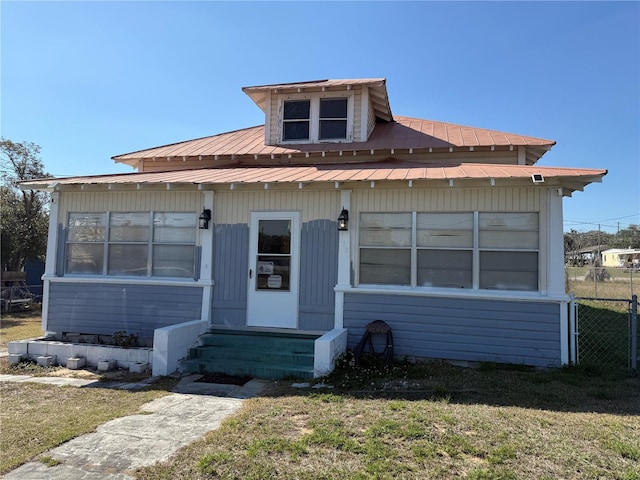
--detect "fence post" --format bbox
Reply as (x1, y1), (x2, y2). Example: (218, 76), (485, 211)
(631, 294), (637, 371)
(569, 293), (577, 364)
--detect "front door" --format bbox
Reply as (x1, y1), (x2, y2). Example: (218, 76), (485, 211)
(247, 211), (300, 328)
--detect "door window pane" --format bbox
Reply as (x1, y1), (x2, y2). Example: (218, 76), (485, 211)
(258, 220), (291, 254)
(256, 255), (290, 291)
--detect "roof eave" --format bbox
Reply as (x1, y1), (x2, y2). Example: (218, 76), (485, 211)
(18, 165), (607, 196)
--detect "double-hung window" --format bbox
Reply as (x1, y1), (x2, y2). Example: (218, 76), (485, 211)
(359, 212), (539, 292)
(152, 213), (198, 277)
(359, 213), (412, 285)
(281, 97), (350, 143)
(282, 100), (311, 141)
(66, 213), (106, 275)
(66, 212), (197, 278)
(319, 98), (348, 140)
(417, 213), (474, 288)
(478, 213), (539, 291)
(108, 213), (149, 276)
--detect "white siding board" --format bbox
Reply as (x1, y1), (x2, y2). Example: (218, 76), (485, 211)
(60, 191), (201, 218)
(353, 88), (362, 142)
(213, 190), (340, 225)
(354, 188), (541, 214)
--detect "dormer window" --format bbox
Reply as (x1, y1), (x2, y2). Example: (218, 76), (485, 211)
(319, 98), (347, 140)
(280, 95), (352, 143)
(283, 100), (311, 141)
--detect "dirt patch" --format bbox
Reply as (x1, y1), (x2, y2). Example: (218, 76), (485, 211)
(44, 367), (101, 379)
(41, 367), (151, 382)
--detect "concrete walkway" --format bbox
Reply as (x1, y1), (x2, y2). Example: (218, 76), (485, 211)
(1, 374), (266, 480)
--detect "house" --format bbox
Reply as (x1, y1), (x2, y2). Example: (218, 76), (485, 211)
(19, 78), (607, 378)
(601, 248), (640, 269)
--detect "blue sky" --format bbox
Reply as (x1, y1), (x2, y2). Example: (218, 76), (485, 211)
(2, 1), (638, 233)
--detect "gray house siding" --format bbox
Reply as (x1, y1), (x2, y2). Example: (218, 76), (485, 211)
(299, 220), (338, 331)
(47, 282), (203, 339)
(343, 293), (561, 367)
(211, 223), (249, 326)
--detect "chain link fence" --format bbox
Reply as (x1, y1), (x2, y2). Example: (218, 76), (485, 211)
(570, 295), (638, 372)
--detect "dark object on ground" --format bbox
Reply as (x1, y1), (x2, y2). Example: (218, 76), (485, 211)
(195, 372), (252, 385)
(354, 320), (394, 366)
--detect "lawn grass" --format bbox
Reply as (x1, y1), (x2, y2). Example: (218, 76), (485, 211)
(134, 360), (640, 480)
(0, 308), (44, 352)
(566, 269), (637, 299)
(0, 377), (178, 474)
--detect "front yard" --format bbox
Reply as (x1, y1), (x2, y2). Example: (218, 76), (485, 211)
(0, 308), (43, 354)
(130, 361), (639, 480)
(2, 310), (639, 479)
(0, 379), (177, 474)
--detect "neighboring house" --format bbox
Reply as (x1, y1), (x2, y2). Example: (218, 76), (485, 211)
(565, 245), (609, 266)
(601, 248), (640, 268)
(21, 78), (607, 377)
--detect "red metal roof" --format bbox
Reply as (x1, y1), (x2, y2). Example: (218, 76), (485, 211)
(112, 116), (555, 165)
(22, 160), (606, 195)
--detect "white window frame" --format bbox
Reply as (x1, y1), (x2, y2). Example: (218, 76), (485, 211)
(65, 211), (198, 279)
(279, 93), (354, 144)
(357, 211), (540, 292)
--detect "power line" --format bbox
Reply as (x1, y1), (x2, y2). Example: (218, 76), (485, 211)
(565, 213), (640, 227)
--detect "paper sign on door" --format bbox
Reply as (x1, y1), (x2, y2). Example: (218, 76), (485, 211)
(267, 275), (282, 289)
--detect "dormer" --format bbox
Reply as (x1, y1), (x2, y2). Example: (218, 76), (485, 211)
(242, 79), (393, 146)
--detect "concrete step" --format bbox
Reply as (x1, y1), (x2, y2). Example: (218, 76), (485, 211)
(198, 331), (316, 354)
(182, 357), (314, 380)
(183, 329), (319, 380)
(188, 346), (314, 366)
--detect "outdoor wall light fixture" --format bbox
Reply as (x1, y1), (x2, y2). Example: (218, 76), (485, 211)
(337, 208), (349, 231)
(199, 208), (212, 230)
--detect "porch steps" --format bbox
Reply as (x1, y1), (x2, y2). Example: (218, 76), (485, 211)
(182, 328), (320, 380)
